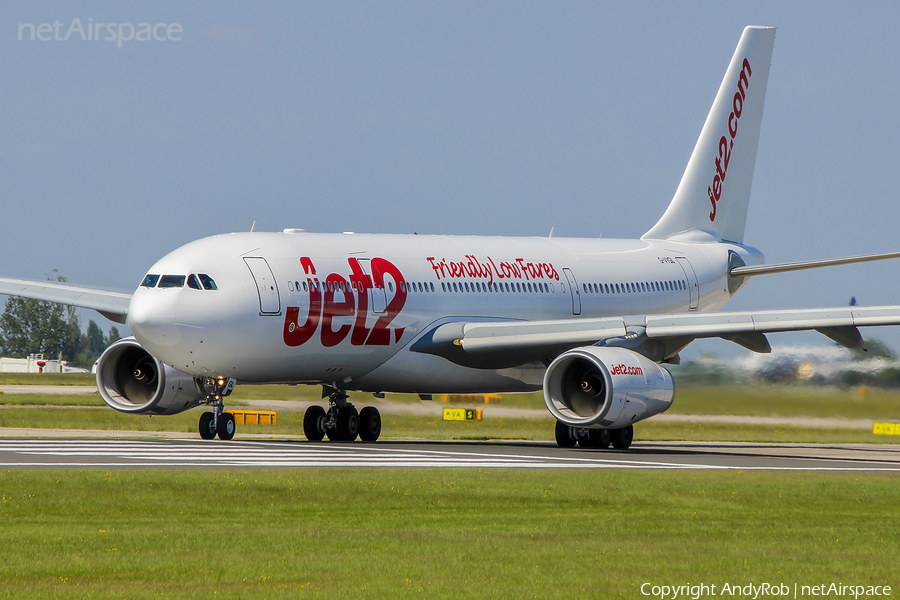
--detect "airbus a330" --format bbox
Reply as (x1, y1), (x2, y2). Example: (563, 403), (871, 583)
(4, 26), (899, 448)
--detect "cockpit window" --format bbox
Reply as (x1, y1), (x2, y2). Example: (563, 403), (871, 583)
(198, 274), (218, 290)
(158, 275), (186, 288)
(187, 274), (202, 290)
(141, 274), (160, 288)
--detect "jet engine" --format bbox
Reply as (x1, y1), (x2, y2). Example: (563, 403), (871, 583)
(543, 346), (674, 429)
(96, 337), (206, 415)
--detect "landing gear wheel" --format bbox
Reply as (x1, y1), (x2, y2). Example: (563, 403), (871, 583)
(336, 406), (360, 442)
(587, 428), (611, 449)
(576, 428), (610, 449)
(555, 420), (577, 448)
(303, 405), (327, 441)
(199, 412), (216, 440)
(327, 406), (360, 442)
(610, 425), (634, 449)
(359, 407), (382, 442)
(217, 412), (236, 441)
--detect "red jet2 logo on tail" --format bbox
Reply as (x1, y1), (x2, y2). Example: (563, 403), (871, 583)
(708, 58), (752, 222)
(283, 257), (407, 348)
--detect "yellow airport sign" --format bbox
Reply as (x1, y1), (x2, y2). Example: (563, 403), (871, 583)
(873, 422), (899, 435)
(442, 408), (482, 421)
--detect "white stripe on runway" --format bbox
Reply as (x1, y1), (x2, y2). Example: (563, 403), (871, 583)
(0, 439), (710, 469)
(0, 439), (898, 471)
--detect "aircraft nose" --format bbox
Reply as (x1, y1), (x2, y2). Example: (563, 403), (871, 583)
(127, 289), (182, 348)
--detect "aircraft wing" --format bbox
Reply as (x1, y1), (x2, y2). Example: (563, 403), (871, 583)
(0, 278), (131, 324)
(412, 305), (900, 368)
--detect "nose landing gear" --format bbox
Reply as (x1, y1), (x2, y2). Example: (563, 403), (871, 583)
(197, 377), (237, 441)
(302, 386), (382, 443)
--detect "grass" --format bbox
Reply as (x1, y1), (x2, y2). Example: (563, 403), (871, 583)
(232, 383), (900, 419)
(0, 407), (555, 440)
(2, 384), (900, 444)
(638, 420), (900, 444)
(1, 407), (899, 445)
(669, 385), (900, 420)
(0, 469), (897, 598)
(230, 384), (548, 408)
(0, 393), (106, 407)
(0, 373), (95, 386)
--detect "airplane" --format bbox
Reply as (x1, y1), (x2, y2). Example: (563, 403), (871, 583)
(3, 25), (900, 449)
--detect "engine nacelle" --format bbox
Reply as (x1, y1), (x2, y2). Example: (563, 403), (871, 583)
(96, 337), (205, 416)
(543, 346), (675, 429)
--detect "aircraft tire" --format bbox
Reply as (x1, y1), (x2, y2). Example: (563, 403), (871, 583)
(587, 428), (611, 449)
(359, 406), (382, 442)
(610, 425), (634, 449)
(199, 412), (216, 440)
(555, 421), (577, 448)
(335, 406), (360, 442)
(303, 405), (327, 441)
(217, 412), (236, 441)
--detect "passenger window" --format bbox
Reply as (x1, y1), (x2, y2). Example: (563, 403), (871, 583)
(198, 274), (218, 291)
(141, 274), (160, 288)
(430, 282), (434, 292)
(159, 275), (186, 288)
(187, 274), (202, 290)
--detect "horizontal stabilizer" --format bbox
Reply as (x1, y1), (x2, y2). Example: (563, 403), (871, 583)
(730, 250), (900, 278)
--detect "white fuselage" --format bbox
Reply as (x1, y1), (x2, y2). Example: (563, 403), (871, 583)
(126, 231), (762, 393)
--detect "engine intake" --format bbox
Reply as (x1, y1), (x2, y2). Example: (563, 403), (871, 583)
(96, 337), (205, 415)
(543, 346), (674, 429)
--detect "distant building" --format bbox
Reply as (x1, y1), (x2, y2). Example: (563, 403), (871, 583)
(0, 353), (88, 374)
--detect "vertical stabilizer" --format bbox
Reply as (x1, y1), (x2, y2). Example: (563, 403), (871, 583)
(643, 26), (775, 244)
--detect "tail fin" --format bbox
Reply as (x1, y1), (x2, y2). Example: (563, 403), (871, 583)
(643, 26), (776, 244)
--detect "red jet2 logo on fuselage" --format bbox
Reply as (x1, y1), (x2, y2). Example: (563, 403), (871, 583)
(283, 257), (407, 348)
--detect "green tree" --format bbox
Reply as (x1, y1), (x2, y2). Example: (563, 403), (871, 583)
(74, 320), (123, 369)
(0, 296), (69, 358)
(851, 337), (897, 361)
(0, 271), (109, 367)
(86, 320), (106, 355)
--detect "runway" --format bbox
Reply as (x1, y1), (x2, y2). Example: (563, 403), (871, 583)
(0, 438), (898, 471)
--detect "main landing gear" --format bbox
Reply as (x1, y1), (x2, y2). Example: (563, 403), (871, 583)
(198, 377), (238, 441)
(303, 386), (382, 443)
(555, 421), (634, 450)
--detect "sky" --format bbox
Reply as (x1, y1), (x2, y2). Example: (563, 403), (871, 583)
(2, 1), (900, 357)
